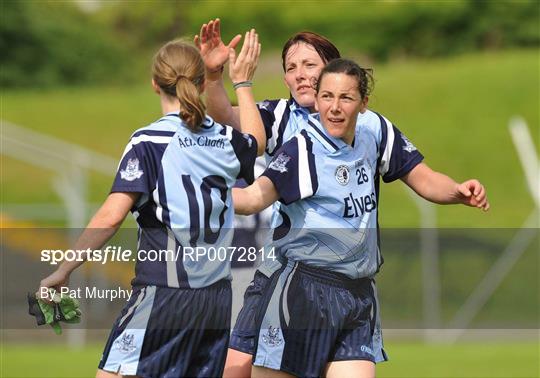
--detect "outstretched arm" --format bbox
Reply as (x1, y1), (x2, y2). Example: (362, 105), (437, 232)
(401, 163), (489, 211)
(233, 176), (279, 215)
(38, 192), (139, 297)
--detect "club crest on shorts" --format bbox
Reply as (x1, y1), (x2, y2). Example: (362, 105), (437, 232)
(120, 158), (144, 181)
(269, 153), (290, 173)
(113, 333), (136, 353)
(360, 345), (374, 356)
(262, 326), (283, 347)
(401, 134), (417, 153)
(335, 165), (350, 185)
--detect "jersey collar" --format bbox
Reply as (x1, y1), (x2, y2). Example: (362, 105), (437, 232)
(201, 115), (215, 129)
(164, 112), (214, 129)
(288, 97), (311, 118)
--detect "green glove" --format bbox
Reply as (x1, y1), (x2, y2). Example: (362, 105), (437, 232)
(28, 291), (82, 335)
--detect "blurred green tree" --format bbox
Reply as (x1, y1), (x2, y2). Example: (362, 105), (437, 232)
(2, 0), (537, 88)
(1, 1), (131, 88)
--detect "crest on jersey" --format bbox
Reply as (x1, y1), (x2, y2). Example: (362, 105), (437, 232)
(258, 100), (272, 111)
(401, 134), (417, 153)
(113, 333), (136, 353)
(269, 152), (290, 173)
(335, 165), (350, 185)
(262, 326), (283, 347)
(120, 158), (144, 181)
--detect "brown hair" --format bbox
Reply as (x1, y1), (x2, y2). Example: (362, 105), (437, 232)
(281, 31), (341, 71)
(316, 58), (374, 99)
(152, 40), (206, 132)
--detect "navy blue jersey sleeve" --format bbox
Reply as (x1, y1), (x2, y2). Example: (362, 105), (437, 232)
(261, 131), (318, 205)
(376, 114), (424, 183)
(111, 139), (158, 194)
(258, 99), (291, 156)
(230, 129), (258, 184)
(258, 100), (277, 142)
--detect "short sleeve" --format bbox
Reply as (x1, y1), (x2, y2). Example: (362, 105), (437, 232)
(261, 131), (318, 205)
(111, 140), (155, 194)
(230, 130), (258, 184)
(258, 99), (290, 156)
(377, 114), (424, 183)
(258, 100), (276, 142)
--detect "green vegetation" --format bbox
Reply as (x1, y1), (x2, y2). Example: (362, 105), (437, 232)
(1, 341), (538, 377)
(377, 341), (539, 377)
(2, 1), (538, 88)
(3, 50), (538, 227)
(185, 0), (540, 59)
(0, 2), (132, 88)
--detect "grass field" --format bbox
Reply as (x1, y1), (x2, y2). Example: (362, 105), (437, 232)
(2, 49), (538, 228)
(1, 341), (538, 377)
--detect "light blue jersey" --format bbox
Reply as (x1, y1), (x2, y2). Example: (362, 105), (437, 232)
(111, 113), (257, 288)
(259, 110), (423, 279)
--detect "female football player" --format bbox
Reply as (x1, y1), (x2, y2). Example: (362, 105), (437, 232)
(195, 20), (489, 378)
(232, 58), (489, 378)
(38, 33), (262, 378)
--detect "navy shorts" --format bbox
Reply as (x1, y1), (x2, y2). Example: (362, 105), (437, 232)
(98, 280), (231, 378)
(232, 261), (387, 377)
(230, 270), (271, 354)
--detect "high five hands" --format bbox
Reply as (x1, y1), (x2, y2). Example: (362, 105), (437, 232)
(194, 18), (261, 83)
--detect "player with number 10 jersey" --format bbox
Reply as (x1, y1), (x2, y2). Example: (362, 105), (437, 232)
(39, 34), (262, 378)
(112, 111), (257, 289)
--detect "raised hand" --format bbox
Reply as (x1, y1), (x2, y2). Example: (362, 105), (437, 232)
(194, 18), (241, 79)
(456, 179), (490, 211)
(229, 29), (261, 84)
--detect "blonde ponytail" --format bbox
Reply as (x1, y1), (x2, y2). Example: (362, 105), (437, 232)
(152, 40), (206, 132)
(175, 76), (206, 132)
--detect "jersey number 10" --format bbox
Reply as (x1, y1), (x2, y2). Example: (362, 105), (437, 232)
(181, 174), (228, 247)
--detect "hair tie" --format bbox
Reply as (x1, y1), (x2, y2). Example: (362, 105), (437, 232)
(175, 74), (187, 83)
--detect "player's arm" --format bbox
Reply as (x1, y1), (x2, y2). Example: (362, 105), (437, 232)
(229, 29), (266, 155)
(401, 162), (489, 211)
(38, 192), (139, 295)
(195, 19), (241, 128)
(205, 66), (241, 129)
(233, 176), (279, 215)
(195, 20), (266, 155)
